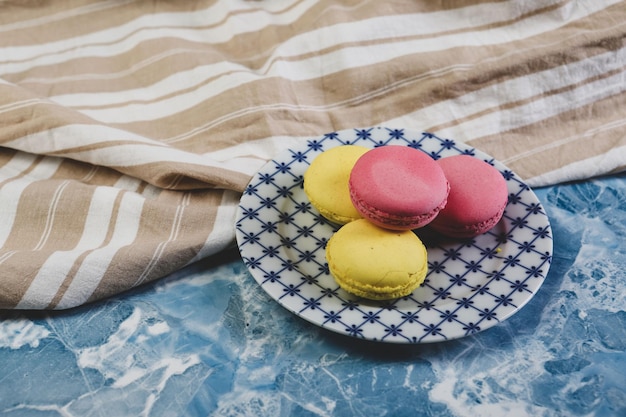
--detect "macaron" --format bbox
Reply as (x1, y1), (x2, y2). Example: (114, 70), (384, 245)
(303, 145), (369, 224)
(348, 145), (449, 230)
(429, 155), (509, 238)
(325, 219), (428, 300)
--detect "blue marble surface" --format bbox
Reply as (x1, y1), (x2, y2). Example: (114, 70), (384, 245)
(1, 173), (625, 417)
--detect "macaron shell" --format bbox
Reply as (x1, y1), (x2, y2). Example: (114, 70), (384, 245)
(325, 219), (428, 300)
(349, 146), (449, 230)
(430, 155), (509, 238)
(303, 145), (369, 224)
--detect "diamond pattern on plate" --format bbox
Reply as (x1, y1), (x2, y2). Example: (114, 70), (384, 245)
(235, 127), (553, 343)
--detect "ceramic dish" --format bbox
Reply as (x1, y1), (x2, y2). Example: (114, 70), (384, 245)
(235, 127), (553, 343)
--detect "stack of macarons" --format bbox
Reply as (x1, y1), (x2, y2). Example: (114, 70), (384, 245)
(303, 144), (508, 301)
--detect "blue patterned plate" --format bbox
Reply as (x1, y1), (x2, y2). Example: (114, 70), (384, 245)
(235, 127), (552, 343)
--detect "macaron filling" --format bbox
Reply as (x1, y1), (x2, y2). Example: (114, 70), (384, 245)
(430, 202), (507, 238)
(350, 184), (449, 229)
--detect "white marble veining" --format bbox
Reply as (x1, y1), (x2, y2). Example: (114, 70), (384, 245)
(1, 174), (625, 416)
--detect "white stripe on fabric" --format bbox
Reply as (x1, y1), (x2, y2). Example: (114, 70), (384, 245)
(32, 180), (70, 251)
(0, 151), (38, 181)
(12, 5), (508, 88)
(437, 69), (626, 144)
(504, 117), (626, 166)
(49, 61), (254, 107)
(186, 189), (240, 265)
(201, 135), (298, 162)
(168, 40), (625, 142)
(382, 45), (626, 139)
(1, 122), (264, 179)
(16, 186), (121, 309)
(65, 0), (621, 123)
(1, 125), (265, 178)
(0, 1), (133, 34)
(55, 191), (145, 309)
(0, 98), (48, 114)
(0, 0), (315, 76)
(0, 155), (62, 248)
(75, 186), (123, 249)
(15, 1), (374, 85)
(113, 175), (143, 193)
(18, 47), (217, 85)
(2, 124), (169, 151)
(63, 144), (262, 177)
(0, 0), (570, 75)
(132, 192), (191, 286)
(45, 0), (565, 107)
(140, 184), (163, 200)
(0, 251), (16, 266)
(526, 144), (626, 187)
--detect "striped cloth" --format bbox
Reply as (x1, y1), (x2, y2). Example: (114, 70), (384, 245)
(0, 0), (624, 309)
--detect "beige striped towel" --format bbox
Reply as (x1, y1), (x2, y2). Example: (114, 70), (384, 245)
(0, 0), (624, 309)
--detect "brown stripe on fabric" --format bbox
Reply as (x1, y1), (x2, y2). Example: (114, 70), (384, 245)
(0, 0), (621, 312)
(32, 0), (554, 98)
(149, 0), (512, 72)
(1, 0), (598, 138)
(0, 251), (57, 309)
(427, 65), (626, 134)
(3, 0), (620, 114)
(470, 90), (626, 181)
(0, 0), (88, 27)
(50, 158), (123, 187)
(111, 160), (252, 192)
(85, 188), (224, 304)
(383, 0), (510, 12)
(245, 0), (568, 76)
(9, 39), (224, 93)
(0, 148), (18, 169)
(43, 139), (171, 156)
(1, 179), (91, 251)
(46, 187), (126, 309)
(0, 0), (499, 32)
(0, 85), (248, 190)
(0, 89), (101, 143)
(0, 0), (280, 47)
(1, 0), (312, 78)
(33, 181), (94, 251)
(0, 251), (20, 308)
(6, 0), (515, 91)
(114, 18), (621, 152)
(0, 1), (137, 48)
(0, 153), (45, 188)
(0, 95), (253, 190)
(113, 3), (626, 147)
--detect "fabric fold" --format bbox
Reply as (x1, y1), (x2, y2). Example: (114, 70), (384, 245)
(0, 0), (624, 309)
(0, 82), (255, 191)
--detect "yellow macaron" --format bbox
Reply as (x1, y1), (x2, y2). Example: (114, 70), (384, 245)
(325, 219), (428, 300)
(303, 145), (369, 224)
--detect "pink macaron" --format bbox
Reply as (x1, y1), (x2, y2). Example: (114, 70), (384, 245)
(348, 145), (450, 230)
(429, 154), (509, 238)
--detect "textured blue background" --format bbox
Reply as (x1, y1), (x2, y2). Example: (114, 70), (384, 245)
(1, 173), (625, 417)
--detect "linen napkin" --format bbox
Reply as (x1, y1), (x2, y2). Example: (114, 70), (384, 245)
(0, 0), (624, 309)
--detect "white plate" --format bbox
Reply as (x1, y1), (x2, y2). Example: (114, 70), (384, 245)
(235, 127), (553, 343)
